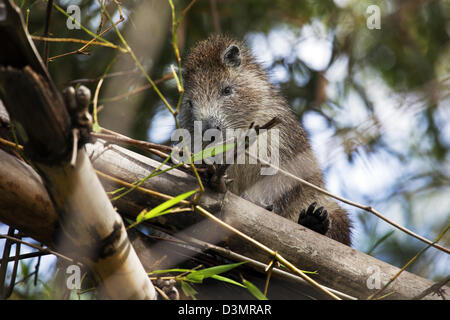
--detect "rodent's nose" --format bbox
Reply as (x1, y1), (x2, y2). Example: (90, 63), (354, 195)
(201, 118), (221, 135)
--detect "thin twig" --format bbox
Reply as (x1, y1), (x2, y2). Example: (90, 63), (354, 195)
(412, 275), (450, 300)
(178, 234), (356, 300)
(166, 1), (206, 199)
(0, 136), (24, 151)
(5, 233), (21, 298)
(154, 285), (170, 300)
(194, 205), (341, 300)
(97, 127), (173, 152)
(42, 0), (53, 66)
(99, 167), (340, 298)
(0, 251), (50, 264)
(0, 228), (15, 298)
(367, 223), (449, 300)
(92, 78), (105, 131)
(95, 170), (190, 205)
(96, 0), (107, 34)
(67, 69), (142, 85)
(100, 3), (174, 114)
(248, 150), (450, 255)
(48, 0), (121, 48)
(0, 234), (78, 265)
(47, 13), (126, 62)
(263, 258), (275, 296)
(70, 128), (79, 167)
(92, 130), (207, 174)
(93, 132), (173, 160)
(99, 73), (173, 103)
(31, 35), (122, 49)
(111, 154), (173, 203)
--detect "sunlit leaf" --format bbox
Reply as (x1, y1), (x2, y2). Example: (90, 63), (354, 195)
(191, 142), (235, 163)
(136, 189), (197, 223)
(185, 262), (246, 283)
(148, 268), (191, 275)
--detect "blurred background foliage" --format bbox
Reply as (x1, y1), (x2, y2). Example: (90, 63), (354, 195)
(1, 0), (449, 298)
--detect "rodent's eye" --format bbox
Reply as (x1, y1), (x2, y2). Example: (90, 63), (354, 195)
(220, 86), (233, 96)
(186, 100), (193, 108)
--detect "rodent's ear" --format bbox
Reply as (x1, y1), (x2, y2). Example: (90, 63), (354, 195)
(222, 44), (241, 68)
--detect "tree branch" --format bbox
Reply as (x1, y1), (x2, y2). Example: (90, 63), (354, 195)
(0, 141), (447, 299)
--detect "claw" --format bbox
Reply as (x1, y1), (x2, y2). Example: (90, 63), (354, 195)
(306, 201), (317, 215)
(315, 206), (324, 217)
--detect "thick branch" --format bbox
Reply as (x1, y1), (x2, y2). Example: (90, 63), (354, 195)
(0, 0), (155, 300)
(0, 141), (447, 300)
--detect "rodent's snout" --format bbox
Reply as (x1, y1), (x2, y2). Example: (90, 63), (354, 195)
(192, 117), (225, 149)
(201, 117), (222, 135)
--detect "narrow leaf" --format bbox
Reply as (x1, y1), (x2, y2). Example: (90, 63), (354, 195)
(185, 262), (246, 283)
(211, 275), (246, 288)
(185, 272), (204, 283)
(92, 122), (101, 133)
(180, 280), (197, 300)
(243, 279), (268, 300)
(191, 143), (235, 163)
(367, 230), (395, 255)
(148, 268), (191, 275)
(136, 189), (197, 223)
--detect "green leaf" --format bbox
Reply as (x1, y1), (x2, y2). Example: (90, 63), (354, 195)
(211, 275), (246, 288)
(40, 279), (53, 299)
(191, 142), (235, 163)
(148, 268), (191, 275)
(180, 280), (198, 300)
(92, 122), (101, 133)
(277, 263), (318, 274)
(243, 279), (268, 300)
(136, 189), (197, 223)
(149, 262), (246, 289)
(367, 230), (395, 255)
(185, 272), (204, 283)
(185, 262), (246, 283)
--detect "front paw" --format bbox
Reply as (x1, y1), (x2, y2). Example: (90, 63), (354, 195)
(298, 201), (330, 235)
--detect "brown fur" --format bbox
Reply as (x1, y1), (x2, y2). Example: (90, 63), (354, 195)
(179, 35), (351, 245)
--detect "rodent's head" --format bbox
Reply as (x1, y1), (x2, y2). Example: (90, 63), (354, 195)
(179, 35), (276, 134)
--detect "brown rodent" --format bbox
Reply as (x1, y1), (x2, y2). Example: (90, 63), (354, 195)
(179, 35), (351, 245)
